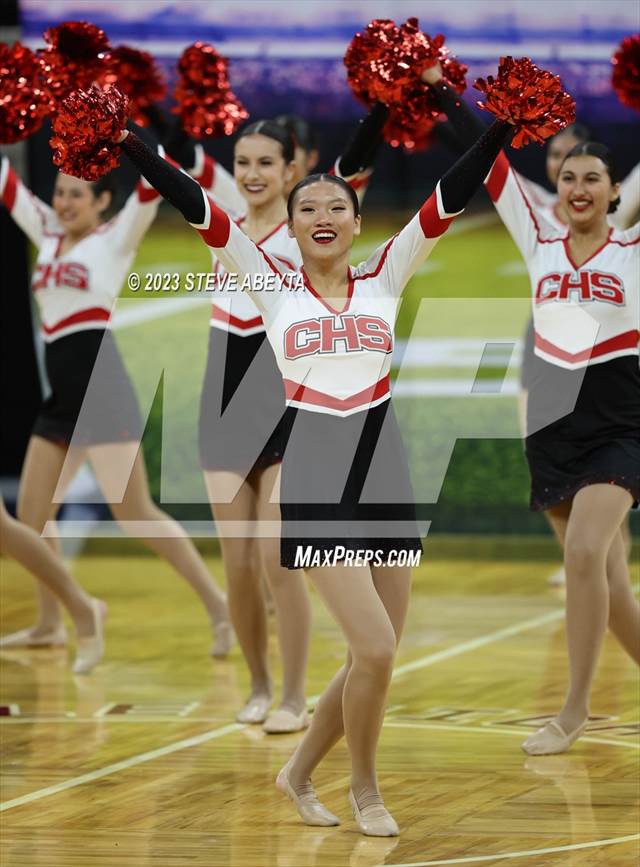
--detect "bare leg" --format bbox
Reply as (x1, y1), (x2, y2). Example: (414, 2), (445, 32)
(257, 464), (310, 716)
(13, 437), (85, 637)
(204, 469), (270, 695)
(290, 564), (410, 805)
(620, 513), (632, 559)
(606, 529), (640, 663)
(89, 445), (231, 653)
(525, 485), (633, 754)
(0, 497), (97, 637)
(557, 485), (633, 734)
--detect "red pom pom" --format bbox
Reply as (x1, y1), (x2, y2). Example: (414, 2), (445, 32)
(345, 18), (436, 106)
(49, 85), (128, 181)
(344, 18), (466, 152)
(99, 45), (166, 126)
(474, 56), (576, 148)
(174, 42), (248, 138)
(0, 41), (52, 143)
(612, 35), (640, 113)
(39, 21), (111, 102)
(345, 19), (466, 104)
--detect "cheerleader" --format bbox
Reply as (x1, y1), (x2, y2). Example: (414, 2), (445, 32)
(156, 110), (388, 731)
(425, 62), (637, 583)
(516, 127), (638, 585)
(0, 154), (233, 658)
(0, 496), (105, 673)
(115, 78), (525, 832)
(191, 120), (310, 732)
(424, 68), (640, 755)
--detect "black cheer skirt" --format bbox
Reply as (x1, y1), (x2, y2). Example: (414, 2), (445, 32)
(199, 328), (289, 474)
(280, 399), (423, 569)
(33, 329), (143, 448)
(525, 356), (640, 511)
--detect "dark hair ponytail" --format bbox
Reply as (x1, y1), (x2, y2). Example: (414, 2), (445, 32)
(560, 142), (621, 213)
(273, 114), (318, 154)
(287, 173), (360, 219)
(236, 119), (295, 163)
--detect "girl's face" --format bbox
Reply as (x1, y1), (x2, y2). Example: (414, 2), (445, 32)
(234, 134), (294, 207)
(52, 173), (110, 236)
(546, 131), (582, 185)
(288, 180), (361, 263)
(557, 155), (620, 228)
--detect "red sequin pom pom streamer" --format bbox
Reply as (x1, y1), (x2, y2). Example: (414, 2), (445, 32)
(611, 35), (640, 113)
(39, 21), (111, 102)
(0, 41), (52, 143)
(344, 18), (467, 152)
(49, 85), (128, 181)
(99, 45), (167, 126)
(474, 56), (576, 148)
(174, 42), (248, 138)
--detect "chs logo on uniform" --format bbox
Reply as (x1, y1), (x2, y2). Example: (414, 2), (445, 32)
(33, 262), (89, 292)
(285, 314), (393, 359)
(536, 270), (625, 305)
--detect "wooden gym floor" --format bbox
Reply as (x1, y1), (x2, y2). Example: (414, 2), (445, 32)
(1, 544), (638, 866)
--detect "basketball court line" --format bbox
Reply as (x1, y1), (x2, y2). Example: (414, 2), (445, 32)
(384, 721), (640, 749)
(0, 722), (242, 813)
(0, 600), (600, 813)
(386, 834), (640, 867)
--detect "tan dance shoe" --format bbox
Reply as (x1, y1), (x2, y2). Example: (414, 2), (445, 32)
(521, 719), (588, 755)
(349, 790), (399, 837)
(0, 624), (68, 648)
(263, 707), (310, 734)
(72, 599), (107, 675)
(276, 764), (340, 827)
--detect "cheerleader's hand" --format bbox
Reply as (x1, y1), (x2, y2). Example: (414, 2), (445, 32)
(421, 61), (444, 85)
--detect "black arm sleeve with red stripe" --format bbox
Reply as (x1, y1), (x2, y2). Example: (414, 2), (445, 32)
(121, 132), (205, 224)
(337, 102), (389, 177)
(438, 120), (513, 215)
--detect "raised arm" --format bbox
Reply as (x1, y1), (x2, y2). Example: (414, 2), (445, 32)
(357, 118), (515, 293)
(150, 110), (247, 219)
(120, 131), (277, 311)
(612, 162), (640, 230)
(332, 102), (389, 203)
(0, 155), (58, 247)
(423, 65), (545, 260)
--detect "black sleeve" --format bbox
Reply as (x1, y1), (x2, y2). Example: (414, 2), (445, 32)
(433, 119), (466, 155)
(120, 132), (206, 224)
(144, 104), (197, 170)
(439, 120), (512, 214)
(429, 80), (488, 151)
(336, 102), (389, 177)
(125, 118), (160, 149)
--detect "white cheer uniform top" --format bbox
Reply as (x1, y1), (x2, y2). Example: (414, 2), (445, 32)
(191, 185), (461, 416)
(190, 146), (372, 338)
(486, 152), (639, 370)
(0, 156), (161, 342)
(209, 218), (302, 337)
